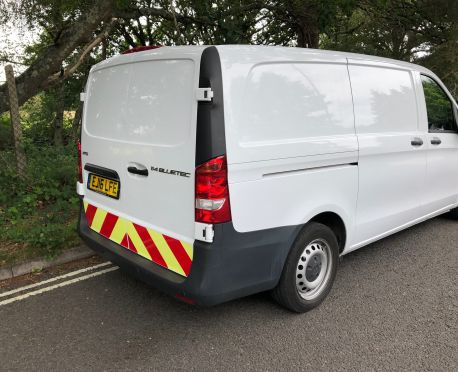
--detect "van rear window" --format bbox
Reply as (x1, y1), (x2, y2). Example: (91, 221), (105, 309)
(84, 59), (195, 146)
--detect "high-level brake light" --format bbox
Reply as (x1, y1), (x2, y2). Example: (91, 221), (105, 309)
(121, 45), (162, 54)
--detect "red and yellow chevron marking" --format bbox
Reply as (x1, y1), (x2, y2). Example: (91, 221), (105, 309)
(83, 201), (193, 277)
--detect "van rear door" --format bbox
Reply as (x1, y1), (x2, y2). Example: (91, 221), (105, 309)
(81, 47), (205, 277)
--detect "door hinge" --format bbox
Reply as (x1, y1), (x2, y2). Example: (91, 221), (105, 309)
(195, 222), (214, 243)
(196, 88), (214, 102)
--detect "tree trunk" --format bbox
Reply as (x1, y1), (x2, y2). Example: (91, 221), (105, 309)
(297, 21), (320, 48)
(295, 2), (320, 49)
(4, 65), (27, 179)
(102, 38), (108, 60)
(53, 79), (65, 147)
(71, 101), (83, 142)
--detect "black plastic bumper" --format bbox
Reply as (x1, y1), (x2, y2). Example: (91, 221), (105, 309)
(77, 203), (300, 306)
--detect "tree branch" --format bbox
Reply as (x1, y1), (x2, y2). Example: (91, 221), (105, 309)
(115, 7), (215, 27)
(0, 0), (116, 114)
(0, 58), (28, 66)
(44, 19), (117, 88)
(117, 23), (137, 47)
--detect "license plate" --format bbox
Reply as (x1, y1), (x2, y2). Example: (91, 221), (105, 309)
(88, 174), (120, 199)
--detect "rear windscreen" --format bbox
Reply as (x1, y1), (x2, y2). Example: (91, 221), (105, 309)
(85, 59), (195, 146)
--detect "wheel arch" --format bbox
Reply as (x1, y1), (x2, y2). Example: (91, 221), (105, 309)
(276, 209), (349, 280)
(308, 212), (347, 253)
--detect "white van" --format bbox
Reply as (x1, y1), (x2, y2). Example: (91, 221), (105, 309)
(77, 45), (458, 312)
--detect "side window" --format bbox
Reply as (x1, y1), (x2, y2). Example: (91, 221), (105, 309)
(348, 65), (418, 134)
(421, 75), (458, 133)
(239, 63), (354, 143)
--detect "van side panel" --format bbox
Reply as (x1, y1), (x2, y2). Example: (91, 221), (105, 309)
(347, 62), (427, 248)
(222, 60), (358, 163)
(217, 47), (358, 248)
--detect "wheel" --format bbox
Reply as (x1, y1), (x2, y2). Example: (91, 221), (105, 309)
(447, 208), (458, 220)
(272, 222), (339, 313)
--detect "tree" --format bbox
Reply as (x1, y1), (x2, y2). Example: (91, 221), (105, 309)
(0, 0), (270, 114)
(0, 0), (117, 113)
(321, 0), (457, 62)
(320, 0), (458, 96)
(1, 0), (457, 116)
(253, 0), (357, 48)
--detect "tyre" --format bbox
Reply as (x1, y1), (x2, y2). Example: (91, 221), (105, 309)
(272, 222), (339, 313)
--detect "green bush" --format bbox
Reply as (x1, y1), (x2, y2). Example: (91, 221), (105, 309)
(0, 142), (81, 262)
(0, 89), (83, 265)
(0, 114), (13, 150)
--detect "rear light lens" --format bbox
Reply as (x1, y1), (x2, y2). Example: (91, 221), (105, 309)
(121, 45), (162, 54)
(77, 140), (83, 183)
(195, 155), (231, 224)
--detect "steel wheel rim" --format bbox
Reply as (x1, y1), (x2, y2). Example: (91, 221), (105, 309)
(295, 238), (332, 301)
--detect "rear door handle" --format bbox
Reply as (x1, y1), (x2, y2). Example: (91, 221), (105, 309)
(431, 137), (442, 145)
(128, 166), (148, 176)
(411, 138), (424, 147)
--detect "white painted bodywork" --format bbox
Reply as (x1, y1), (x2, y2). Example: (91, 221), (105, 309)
(81, 45), (458, 256)
(81, 46), (206, 245)
(347, 63), (426, 245)
(215, 45), (458, 253)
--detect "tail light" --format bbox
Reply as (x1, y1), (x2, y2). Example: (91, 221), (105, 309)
(195, 155), (231, 224)
(77, 140), (83, 183)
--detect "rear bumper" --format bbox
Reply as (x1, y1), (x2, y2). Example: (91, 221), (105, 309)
(78, 203), (300, 306)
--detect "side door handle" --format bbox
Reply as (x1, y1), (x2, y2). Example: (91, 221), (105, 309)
(128, 166), (148, 176)
(411, 138), (424, 147)
(431, 137), (442, 145)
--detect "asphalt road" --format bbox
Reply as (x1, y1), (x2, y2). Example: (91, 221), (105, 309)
(0, 216), (457, 371)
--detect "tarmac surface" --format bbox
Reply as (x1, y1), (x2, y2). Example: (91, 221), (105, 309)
(0, 216), (457, 371)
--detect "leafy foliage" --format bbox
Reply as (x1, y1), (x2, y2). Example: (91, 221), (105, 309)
(0, 124), (80, 263)
(422, 77), (457, 131)
(320, 0), (458, 97)
(0, 113), (13, 150)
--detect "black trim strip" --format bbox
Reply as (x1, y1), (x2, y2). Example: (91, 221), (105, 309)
(263, 162), (358, 178)
(196, 46), (226, 166)
(84, 163), (120, 180)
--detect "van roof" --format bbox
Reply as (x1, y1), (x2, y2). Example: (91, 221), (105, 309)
(91, 44), (434, 78)
(216, 45), (432, 74)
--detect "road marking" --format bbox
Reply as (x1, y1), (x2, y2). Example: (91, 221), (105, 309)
(0, 262), (113, 298)
(0, 266), (119, 307)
